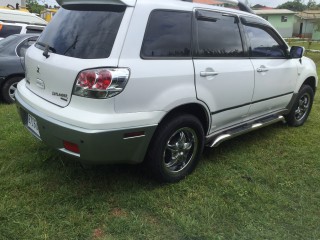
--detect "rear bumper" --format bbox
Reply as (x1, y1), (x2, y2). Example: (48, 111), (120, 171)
(15, 89), (158, 165)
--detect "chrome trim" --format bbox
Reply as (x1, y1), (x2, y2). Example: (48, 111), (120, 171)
(208, 115), (285, 147)
(200, 71), (219, 77)
(210, 134), (231, 147)
(59, 148), (81, 158)
(123, 135), (146, 140)
(257, 68), (269, 73)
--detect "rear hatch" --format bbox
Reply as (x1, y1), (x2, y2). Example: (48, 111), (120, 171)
(25, 1), (134, 107)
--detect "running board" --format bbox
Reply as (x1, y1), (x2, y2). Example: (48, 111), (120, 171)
(206, 115), (285, 148)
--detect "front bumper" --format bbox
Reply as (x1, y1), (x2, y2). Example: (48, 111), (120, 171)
(15, 91), (157, 165)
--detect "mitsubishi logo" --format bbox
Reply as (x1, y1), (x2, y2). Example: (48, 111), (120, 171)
(37, 66), (40, 74)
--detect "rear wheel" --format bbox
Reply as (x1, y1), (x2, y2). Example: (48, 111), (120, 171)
(145, 114), (204, 183)
(285, 85), (314, 126)
(1, 77), (23, 104)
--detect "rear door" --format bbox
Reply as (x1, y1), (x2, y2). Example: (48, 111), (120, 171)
(25, 4), (131, 107)
(241, 17), (298, 118)
(193, 10), (255, 133)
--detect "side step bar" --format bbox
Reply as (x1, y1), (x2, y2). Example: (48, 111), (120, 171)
(206, 115), (285, 148)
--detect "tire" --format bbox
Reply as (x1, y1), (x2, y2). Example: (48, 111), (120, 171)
(1, 77), (23, 104)
(285, 84), (314, 127)
(145, 114), (205, 183)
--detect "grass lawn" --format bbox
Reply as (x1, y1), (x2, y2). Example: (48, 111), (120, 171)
(1, 56), (320, 239)
(287, 40), (320, 51)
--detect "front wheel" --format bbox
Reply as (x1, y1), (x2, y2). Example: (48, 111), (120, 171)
(285, 85), (314, 127)
(145, 114), (204, 183)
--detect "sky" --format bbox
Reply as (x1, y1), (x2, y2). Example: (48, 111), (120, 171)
(43, 0), (320, 8)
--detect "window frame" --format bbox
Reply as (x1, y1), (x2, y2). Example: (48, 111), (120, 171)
(240, 16), (289, 59)
(192, 9), (248, 60)
(281, 16), (287, 22)
(140, 9), (193, 60)
(34, 6), (126, 59)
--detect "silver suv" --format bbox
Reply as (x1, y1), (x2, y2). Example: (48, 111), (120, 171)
(16, 0), (318, 182)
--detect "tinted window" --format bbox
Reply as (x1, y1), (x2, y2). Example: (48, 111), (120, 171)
(244, 25), (286, 58)
(195, 11), (243, 57)
(17, 37), (38, 57)
(26, 26), (44, 34)
(141, 10), (192, 58)
(35, 6), (125, 59)
(0, 25), (22, 38)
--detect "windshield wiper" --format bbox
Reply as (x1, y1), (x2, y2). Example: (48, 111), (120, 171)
(36, 41), (56, 58)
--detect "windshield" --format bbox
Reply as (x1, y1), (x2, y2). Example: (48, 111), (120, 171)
(35, 5), (126, 59)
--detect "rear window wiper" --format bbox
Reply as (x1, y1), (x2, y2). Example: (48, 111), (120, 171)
(36, 41), (56, 58)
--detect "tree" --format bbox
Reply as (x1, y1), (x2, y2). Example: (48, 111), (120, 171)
(277, 0), (307, 11)
(307, 0), (318, 9)
(26, 0), (45, 14)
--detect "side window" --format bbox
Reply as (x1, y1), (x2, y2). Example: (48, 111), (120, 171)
(26, 26), (44, 34)
(194, 11), (244, 58)
(17, 37), (37, 57)
(243, 24), (286, 58)
(141, 10), (192, 58)
(0, 25), (22, 38)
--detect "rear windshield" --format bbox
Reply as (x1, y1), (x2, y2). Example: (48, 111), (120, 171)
(0, 25), (22, 38)
(35, 5), (126, 59)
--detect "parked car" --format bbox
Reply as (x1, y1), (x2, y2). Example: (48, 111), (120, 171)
(0, 9), (47, 40)
(0, 34), (38, 103)
(15, 0), (317, 182)
(0, 9), (47, 25)
(0, 22), (45, 40)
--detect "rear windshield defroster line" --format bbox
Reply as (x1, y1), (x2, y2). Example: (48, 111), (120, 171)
(35, 5), (126, 59)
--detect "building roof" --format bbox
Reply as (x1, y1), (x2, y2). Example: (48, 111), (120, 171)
(193, 0), (224, 5)
(254, 9), (296, 15)
(252, 4), (273, 10)
(297, 10), (320, 20)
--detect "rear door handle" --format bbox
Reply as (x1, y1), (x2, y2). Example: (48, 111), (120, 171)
(200, 71), (219, 77)
(257, 66), (269, 73)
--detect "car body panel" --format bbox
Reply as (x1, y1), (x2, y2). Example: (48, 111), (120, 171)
(0, 34), (38, 87)
(15, 0), (318, 165)
(24, 6), (134, 107)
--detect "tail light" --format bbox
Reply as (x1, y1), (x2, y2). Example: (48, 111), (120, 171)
(73, 68), (130, 99)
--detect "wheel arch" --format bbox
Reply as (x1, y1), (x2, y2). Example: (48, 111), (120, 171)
(158, 103), (211, 135)
(302, 76), (317, 93)
(0, 73), (25, 88)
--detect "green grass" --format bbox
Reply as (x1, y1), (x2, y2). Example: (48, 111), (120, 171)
(1, 56), (320, 239)
(287, 40), (320, 51)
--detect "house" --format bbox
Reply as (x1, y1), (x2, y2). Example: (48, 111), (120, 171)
(252, 4), (273, 10)
(254, 9), (296, 38)
(294, 10), (320, 40)
(193, 0), (224, 7)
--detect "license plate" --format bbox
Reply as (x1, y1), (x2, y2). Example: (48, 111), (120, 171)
(27, 114), (40, 136)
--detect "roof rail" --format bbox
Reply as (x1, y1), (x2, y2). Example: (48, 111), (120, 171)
(182, 0), (254, 15)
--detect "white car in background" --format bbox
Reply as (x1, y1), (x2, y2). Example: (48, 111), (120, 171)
(15, 0), (318, 182)
(0, 9), (47, 40)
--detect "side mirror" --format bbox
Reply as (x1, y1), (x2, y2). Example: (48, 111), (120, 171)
(290, 46), (305, 59)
